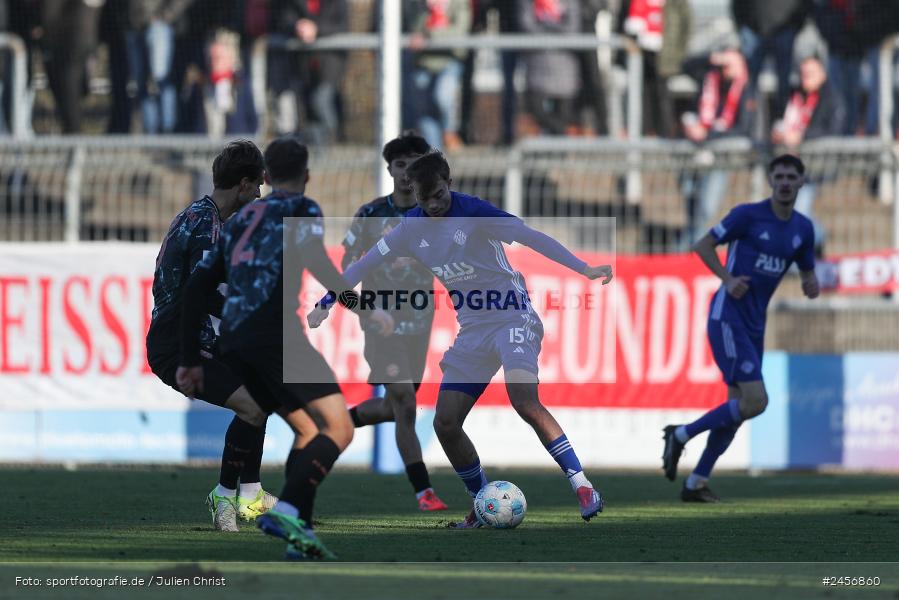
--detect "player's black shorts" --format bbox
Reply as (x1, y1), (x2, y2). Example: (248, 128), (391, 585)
(223, 332), (341, 414)
(146, 320), (242, 407)
(363, 331), (430, 389)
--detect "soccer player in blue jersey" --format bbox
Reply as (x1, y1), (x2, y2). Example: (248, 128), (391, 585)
(342, 132), (449, 512)
(662, 154), (820, 502)
(177, 137), (393, 558)
(148, 140), (292, 531)
(310, 152), (614, 526)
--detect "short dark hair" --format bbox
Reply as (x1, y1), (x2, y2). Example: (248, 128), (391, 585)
(212, 140), (264, 189)
(405, 151), (451, 190)
(264, 136), (310, 184)
(382, 131), (431, 164)
(768, 153), (805, 176)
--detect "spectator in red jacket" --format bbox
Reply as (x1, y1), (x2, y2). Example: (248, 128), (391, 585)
(772, 55), (845, 249)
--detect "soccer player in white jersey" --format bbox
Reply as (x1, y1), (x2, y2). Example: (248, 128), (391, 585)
(662, 154), (820, 501)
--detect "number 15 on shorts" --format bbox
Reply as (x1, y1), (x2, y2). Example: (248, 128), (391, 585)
(509, 327), (525, 343)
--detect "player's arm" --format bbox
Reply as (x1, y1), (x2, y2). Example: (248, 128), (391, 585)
(693, 233), (750, 299)
(800, 269), (819, 299)
(340, 209), (368, 270)
(795, 223), (819, 299)
(306, 238), (364, 300)
(313, 226), (404, 312)
(186, 218), (227, 318)
(305, 237), (394, 334)
(486, 207), (613, 283)
(513, 225), (613, 284)
(176, 250), (225, 398)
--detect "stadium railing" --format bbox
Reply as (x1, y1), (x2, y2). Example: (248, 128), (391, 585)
(1, 136), (896, 256)
(0, 32), (30, 139)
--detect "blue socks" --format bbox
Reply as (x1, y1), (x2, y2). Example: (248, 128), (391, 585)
(456, 437), (591, 498)
(679, 399), (744, 487)
(694, 424), (740, 478)
(455, 460), (488, 497)
(684, 399), (742, 439)
(546, 434), (582, 477)
(546, 434), (590, 491)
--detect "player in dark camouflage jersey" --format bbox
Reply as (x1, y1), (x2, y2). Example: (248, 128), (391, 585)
(177, 137), (393, 560)
(147, 140), (312, 532)
(341, 132), (448, 512)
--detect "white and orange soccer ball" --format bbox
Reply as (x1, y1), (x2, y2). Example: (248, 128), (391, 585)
(474, 481), (527, 529)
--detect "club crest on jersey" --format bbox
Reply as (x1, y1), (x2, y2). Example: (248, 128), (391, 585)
(754, 252), (786, 275)
(792, 234), (802, 249)
(454, 229), (467, 246)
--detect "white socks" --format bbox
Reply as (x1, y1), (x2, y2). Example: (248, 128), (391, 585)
(568, 471), (590, 492)
(215, 484), (236, 498)
(239, 482), (262, 499)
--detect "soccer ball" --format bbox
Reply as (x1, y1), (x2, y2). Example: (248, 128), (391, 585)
(474, 481), (527, 529)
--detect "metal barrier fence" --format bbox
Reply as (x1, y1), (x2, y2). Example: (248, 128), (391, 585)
(0, 33), (29, 138)
(0, 136), (896, 255)
(507, 136), (898, 254)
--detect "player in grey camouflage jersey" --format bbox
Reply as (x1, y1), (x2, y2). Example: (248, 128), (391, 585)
(342, 132), (449, 512)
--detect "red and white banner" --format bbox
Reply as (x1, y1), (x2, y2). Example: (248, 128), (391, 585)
(305, 249), (725, 410)
(818, 249), (899, 295)
(0, 244), (727, 412)
(0, 244), (184, 410)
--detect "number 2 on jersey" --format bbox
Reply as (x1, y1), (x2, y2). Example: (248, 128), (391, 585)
(230, 202), (267, 266)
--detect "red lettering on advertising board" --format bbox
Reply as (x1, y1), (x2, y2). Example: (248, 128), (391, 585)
(100, 276), (129, 375)
(38, 277), (51, 374)
(62, 277), (92, 374)
(0, 277), (29, 373)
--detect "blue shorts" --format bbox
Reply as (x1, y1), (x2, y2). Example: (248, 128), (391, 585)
(439, 315), (544, 400)
(707, 318), (764, 385)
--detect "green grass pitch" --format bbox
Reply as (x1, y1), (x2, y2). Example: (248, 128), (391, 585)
(2, 467), (898, 599)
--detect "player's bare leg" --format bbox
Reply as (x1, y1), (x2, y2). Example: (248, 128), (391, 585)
(736, 380), (767, 418)
(278, 406), (319, 449)
(433, 389), (480, 468)
(384, 381), (449, 510)
(504, 370), (563, 444)
(505, 369), (603, 521)
(385, 381), (423, 463)
(303, 393), (354, 451)
(433, 389), (484, 527)
(223, 386), (267, 427)
(351, 384), (426, 460)
(349, 382), (447, 510)
(350, 395), (394, 425)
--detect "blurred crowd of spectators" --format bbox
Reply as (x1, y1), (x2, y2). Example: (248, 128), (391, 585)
(0, 0), (898, 150)
(0, 0), (351, 140)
